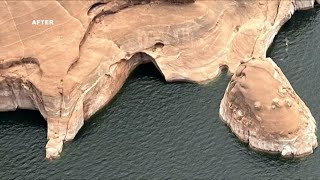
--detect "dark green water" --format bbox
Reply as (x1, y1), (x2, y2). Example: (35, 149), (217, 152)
(1, 7), (320, 179)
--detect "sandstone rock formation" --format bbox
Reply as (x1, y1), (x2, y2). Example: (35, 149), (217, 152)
(295, 0), (315, 10)
(219, 58), (317, 157)
(0, 0), (317, 159)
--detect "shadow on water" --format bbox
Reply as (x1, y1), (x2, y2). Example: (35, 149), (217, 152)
(0, 109), (46, 127)
(76, 63), (167, 138)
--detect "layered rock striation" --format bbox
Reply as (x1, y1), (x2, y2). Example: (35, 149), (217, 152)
(0, 0), (318, 159)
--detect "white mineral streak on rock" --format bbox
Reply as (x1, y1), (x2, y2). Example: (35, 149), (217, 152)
(294, 0), (314, 10)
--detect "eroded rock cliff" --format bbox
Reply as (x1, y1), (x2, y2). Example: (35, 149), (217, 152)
(0, 0), (317, 159)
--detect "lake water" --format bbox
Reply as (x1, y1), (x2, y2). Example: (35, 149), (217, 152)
(1, 7), (320, 179)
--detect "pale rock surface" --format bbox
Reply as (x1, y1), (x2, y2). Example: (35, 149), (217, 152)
(219, 58), (317, 157)
(0, 0), (317, 159)
(295, 0), (315, 10)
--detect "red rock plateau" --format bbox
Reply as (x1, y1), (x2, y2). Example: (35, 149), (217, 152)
(0, 0), (318, 159)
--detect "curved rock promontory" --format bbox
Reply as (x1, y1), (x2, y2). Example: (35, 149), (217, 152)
(219, 58), (317, 157)
(0, 0), (318, 159)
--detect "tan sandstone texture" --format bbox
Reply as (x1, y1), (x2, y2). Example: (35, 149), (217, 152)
(220, 58), (317, 157)
(0, 0), (317, 159)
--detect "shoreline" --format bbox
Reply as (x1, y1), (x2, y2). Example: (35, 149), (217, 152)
(0, 0), (318, 159)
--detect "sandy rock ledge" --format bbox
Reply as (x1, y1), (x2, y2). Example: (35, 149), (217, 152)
(219, 58), (317, 157)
